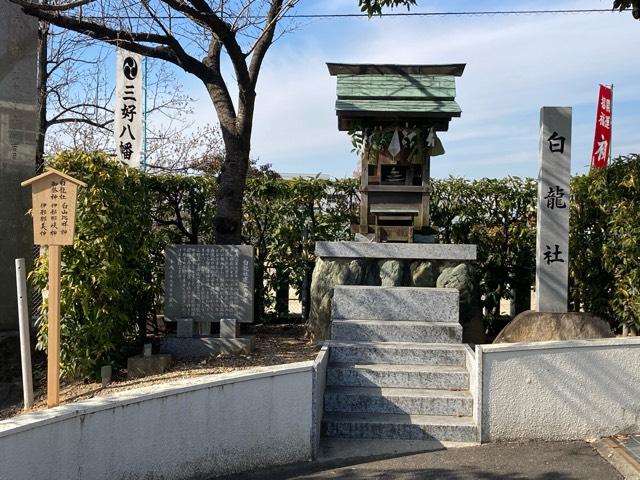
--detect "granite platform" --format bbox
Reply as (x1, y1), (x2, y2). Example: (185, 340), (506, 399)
(315, 242), (476, 260)
(159, 335), (255, 360)
(332, 286), (459, 322)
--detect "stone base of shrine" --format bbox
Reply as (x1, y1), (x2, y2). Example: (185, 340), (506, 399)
(127, 354), (172, 380)
(159, 335), (255, 360)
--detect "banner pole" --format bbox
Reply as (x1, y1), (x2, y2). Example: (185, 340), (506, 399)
(609, 83), (614, 165)
(143, 56), (148, 173)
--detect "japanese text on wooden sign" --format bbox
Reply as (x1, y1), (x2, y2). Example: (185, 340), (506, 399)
(24, 171), (83, 246)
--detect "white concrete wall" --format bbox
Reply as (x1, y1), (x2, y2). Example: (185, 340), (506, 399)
(479, 338), (640, 442)
(311, 346), (329, 458)
(0, 362), (315, 480)
(465, 345), (481, 437)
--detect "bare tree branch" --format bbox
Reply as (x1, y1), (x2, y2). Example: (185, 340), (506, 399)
(11, 0), (95, 11)
(12, 0), (298, 244)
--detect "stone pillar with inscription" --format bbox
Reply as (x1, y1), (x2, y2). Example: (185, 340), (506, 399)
(535, 107), (572, 313)
(0, 3), (38, 330)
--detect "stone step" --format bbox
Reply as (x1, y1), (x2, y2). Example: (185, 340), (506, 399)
(322, 412), (478, 442)
(326, 363), (469, 389)
(331, 320), (462, 344)
(332, 286), (459, 322)
(326, 341), (466, 366)
(324, 386), (473, 417)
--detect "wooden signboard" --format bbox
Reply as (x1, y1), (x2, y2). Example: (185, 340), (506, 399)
(21, 168), (86, 407)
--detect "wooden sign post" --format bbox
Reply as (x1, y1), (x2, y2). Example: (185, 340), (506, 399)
(21, 168), (86, 407)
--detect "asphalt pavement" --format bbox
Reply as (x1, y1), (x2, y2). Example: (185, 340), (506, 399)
(214, 440), (622, 480)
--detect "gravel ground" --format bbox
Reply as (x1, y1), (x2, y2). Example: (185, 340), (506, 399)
(0, 323), (317, 420)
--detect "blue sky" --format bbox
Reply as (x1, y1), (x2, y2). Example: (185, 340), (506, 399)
(178, 0), (640, 179)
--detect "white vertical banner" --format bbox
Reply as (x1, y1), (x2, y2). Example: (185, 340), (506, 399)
(535, 106), (572, 313)
(114, 48), (143, 168)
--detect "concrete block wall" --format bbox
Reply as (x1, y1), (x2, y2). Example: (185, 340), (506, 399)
(478, 337), (640, 442)
(0, 362), (321, 480)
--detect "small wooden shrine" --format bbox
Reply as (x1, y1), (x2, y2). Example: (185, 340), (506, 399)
(328, 63), (465, 242)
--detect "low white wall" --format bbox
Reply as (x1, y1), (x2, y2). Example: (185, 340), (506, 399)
(0, 362), (315, 480)
(311, 345), (329, 459)
(479, 338), (640, 442)
(465, 344), (481, 438)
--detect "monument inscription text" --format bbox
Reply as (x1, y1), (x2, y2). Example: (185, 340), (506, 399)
(165, 245), (254, 323)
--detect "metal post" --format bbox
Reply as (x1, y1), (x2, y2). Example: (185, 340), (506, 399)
(609, 83), (614, 164)
(15, 258), (34, 409)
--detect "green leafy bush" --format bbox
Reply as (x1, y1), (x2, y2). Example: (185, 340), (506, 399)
(31, 151), (638, 379)
(31, 151), (154, 379)
(242, 176), (358, 319)
(570, 154), (640, 329)
(431, 176), (537, 317)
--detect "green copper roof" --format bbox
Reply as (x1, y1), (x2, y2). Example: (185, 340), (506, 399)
(335, 99), (461, 116)
(337, 74), (456, 99)
(328, 63), (465, 131)
(327, 63), (466, 76)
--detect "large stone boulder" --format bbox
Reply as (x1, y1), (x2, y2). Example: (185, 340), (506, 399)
(409, 261), (437, 287)
(437, 263), (473, 305)
(307, 258), (374, 341)
(436, 262), (485, 344)
(494, 310), (614, 343)
(378, 260), (404, 287)
(306, 254), (484, 344)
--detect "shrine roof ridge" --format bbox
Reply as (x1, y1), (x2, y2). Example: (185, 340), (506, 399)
(21, 167), (87, 188)
(327, 63), (466, 77)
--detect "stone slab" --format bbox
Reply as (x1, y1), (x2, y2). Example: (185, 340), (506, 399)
(220, 318), (239, 338)
(322, 412), (477, 442)
(127, 354), (172, 380)
(535, 107), (572, 313)
(176, 318), (194, 338)
(165, 245), (254, 324)
(332, 286), (459, 322)
(318, 438), (477, 461)
(326, 364), (468, 389)
(324, 386), (473, 417)
(331, 320), (462, 344)
(315, 242), (476, 260)
(159, 335), (255, 360)
(326, 341), (466, 366)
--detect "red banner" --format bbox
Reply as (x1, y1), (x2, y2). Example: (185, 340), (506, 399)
(591, 84), (613, 169)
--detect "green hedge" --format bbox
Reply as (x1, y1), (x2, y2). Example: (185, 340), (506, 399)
(570, 154), (640, 329)
(32, 151), (639, 379)
(430, 176), (537, 318)
(32, 152), (155, 378)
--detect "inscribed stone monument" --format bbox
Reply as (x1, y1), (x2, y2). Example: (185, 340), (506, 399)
(165, 245), (254, 324)
(535, 107), (572, 313)
(0, 3), (38, 330)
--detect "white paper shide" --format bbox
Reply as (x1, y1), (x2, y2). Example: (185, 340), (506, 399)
(114, 48), (143, 167)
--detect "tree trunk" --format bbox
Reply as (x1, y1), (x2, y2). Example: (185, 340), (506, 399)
(275, 266), (289, 320)
(214, 135), (250, 244)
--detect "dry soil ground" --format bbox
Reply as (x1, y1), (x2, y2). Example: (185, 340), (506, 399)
(0, 323), (317, 420)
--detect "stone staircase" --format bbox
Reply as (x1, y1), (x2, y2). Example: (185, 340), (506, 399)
(321, 286), (478, 443)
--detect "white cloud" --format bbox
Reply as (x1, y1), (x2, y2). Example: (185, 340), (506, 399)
(188, 0), (640, 178)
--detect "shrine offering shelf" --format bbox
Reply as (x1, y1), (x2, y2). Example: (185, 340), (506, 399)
(361, 185), (427, 193)
(370, 204), (420, 214)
